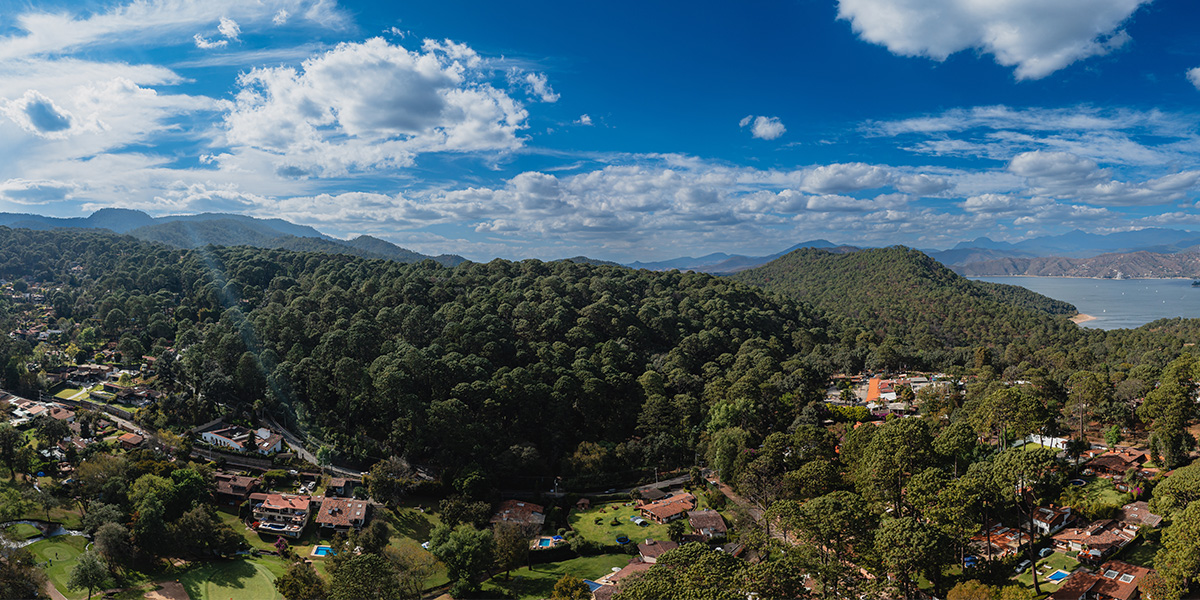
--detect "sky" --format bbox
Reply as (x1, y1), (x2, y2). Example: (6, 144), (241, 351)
(2, 0), (1200, 262)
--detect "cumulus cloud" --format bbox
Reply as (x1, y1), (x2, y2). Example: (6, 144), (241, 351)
(575, 114), (592, 126)
(801, 163), (893, 194)
(0, 178), (76, 204)
(1008, 150), (1200, 205)
(221, 37), (529, 176)
(0, 90), (76, 138)
(273, 9), (290, 25)
(740, 115), (786, 140)
(1188, 67), (1200, 90)
(193, 34), (228, 49)
(522, 72), (559, 103)
(218, 16), (241, 40)
(837, 0), (1149, 79)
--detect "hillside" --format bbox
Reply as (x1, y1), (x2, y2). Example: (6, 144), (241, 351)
(954, 251), (1200, 278)
(730, 246), (1081, 350)
(128, 220), (466, 267)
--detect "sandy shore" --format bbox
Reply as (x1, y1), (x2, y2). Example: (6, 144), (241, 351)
(1070, 313), (1097, 324)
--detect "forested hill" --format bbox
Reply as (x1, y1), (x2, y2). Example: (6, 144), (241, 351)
(0, 226), (832, 481)
(127, 220), (466, 267)
(730, 246), (1082, 353)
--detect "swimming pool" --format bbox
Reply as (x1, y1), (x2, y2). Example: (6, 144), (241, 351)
(312, 545), (336, 557)
(538, 539), (553, 547)
(1048, 570), (1069, 582)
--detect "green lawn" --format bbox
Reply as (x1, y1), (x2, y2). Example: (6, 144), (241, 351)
(178, 556), (286, 600)
(5, 522), (42, 540)
(1011, 550), (1081, 591)
(27, 535), (91, 600)
(378, 501), (450, 588)
(1081, 477), (1133, 506)
(568, 502), (672, 545)
(0, 475), (84, 528)
(483, 554), (634, 600)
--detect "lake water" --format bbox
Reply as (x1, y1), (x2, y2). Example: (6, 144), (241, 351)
(971, 277), (1200, 330)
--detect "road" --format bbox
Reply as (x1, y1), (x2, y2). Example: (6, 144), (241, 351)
(258, 414), (363, 478)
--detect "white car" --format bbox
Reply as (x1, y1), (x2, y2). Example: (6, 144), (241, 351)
(1015, 560), (1032, 574)
(1039, 548), (1054, 558)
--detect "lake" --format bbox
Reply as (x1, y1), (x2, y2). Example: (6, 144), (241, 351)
(971, 277), (1200, 330)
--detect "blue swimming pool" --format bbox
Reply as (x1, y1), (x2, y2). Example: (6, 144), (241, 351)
(538, 539), (553, 547)
(313, 545), (336, 557)
(1048, 570), (1069, 582)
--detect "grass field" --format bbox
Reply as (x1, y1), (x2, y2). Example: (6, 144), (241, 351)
(178, 556), (286, 600)
(27, 535), (92, 600)
(483, 554), (634, 599)
(5, 522), (42, 540)
(568, 502), (671, 545)
(0, 474), (85, 528)
(1080, 477), (1133, 506)
(1011, 550), (1081, 591)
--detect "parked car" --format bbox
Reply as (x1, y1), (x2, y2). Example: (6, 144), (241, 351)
(1039, 547), (1054, 558)
(1015, 559), (1032, 574)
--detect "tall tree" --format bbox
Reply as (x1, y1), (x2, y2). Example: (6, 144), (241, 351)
(991, 447), (1062, 597)
(429, 524), (495, 597)
(67, 550), (109, 600)
(275, 561), (330, 600)
(493, 521), (531, 579)
(329, 553), (405, 600)
(856, 418), (934, 515)
(876, 516), (952, 600)
(1151, 500), (1200, 600)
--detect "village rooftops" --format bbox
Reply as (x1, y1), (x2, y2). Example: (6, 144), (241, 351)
(1116, 501), (1163, 528)
(1031, 506), (1073, 535)
(637, 538), (678, 562)
(315, 497), (371, 530)
(1052, 519), (1137, 560)
(1049, 560), (1153, 600)
(490, 500), (545, 527)
(687, 509), (727, 539)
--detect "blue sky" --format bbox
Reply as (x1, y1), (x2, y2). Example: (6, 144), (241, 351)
(2, 0), (1200, 262)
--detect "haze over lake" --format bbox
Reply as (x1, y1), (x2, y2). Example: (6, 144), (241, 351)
(972, 277), (1200, 330)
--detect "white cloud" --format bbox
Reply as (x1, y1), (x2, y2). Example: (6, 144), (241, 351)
(193, 34), (228, 49)
(522, 72), (559, 103)
(0, 1), (349, 61)
(800, 162), (892, 193)
(0, 90), (77, 138)
(0, 178), (77, 204)
(741, 115), (786, 140)
(218, 17), (241, 40)
(1188, 67), (1200, 90)
(220, 37), (529, 176)
(273, 9), (291, 25)
(1008, 150), (1200, 206)
(575, 114), (593, 126)
(836, 0), (1149, 79)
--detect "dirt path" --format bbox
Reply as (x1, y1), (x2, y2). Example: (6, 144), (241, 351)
(43, 582), (66, 600)
(144, 581), (188, 600)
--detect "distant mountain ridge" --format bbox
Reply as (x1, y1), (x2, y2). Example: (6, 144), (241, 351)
(0, 209), (465, 267)
(954, 251), (1200, 278)
(627, 240), (851, 273)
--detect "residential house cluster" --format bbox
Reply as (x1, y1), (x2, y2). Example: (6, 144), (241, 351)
(251, 493), (313, 538)
(1083, 448), (1154, 480)
(970, 522), (1034, 558)
(5, 393), (75, 429)
(490, 500), (546, 529)
(196, 422), (285, 455)
(1051, 519), (1139, 562)
(90, 381), (165, 408)
(1049, 560), (1154, 600)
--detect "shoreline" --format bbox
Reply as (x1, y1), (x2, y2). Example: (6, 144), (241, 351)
(969, 275), (1200, 281)
(1070, 313), (1097, 324)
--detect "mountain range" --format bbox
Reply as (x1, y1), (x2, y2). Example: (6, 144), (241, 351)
(0, 209), (466, 267)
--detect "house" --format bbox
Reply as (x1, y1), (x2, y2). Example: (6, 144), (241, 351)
(214, 472), (260, 506)
(969, 523), (1034, 558)
(637, 538), (678, 563)
(593, 558), (654, 598)
(252, 493), (311, 538)
(47, 406), (75, 423)
(117, 432), (144, 450)
(1049, 560), (1154, 600)
(1085, 449), (1149, 478)
(326, 477), (359, 497)
(1115, 501), (1163, 528)
(490, 500), (546, 529)
(1032, 506), (1074, 535)
(576, 498), (591, 511)
(198, 424), (284, 455)
(315, 497), (371, 532)
(1052, 520), (1138, 562)
(688, 509), (727, 540)
(639, 492), (696, 524)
